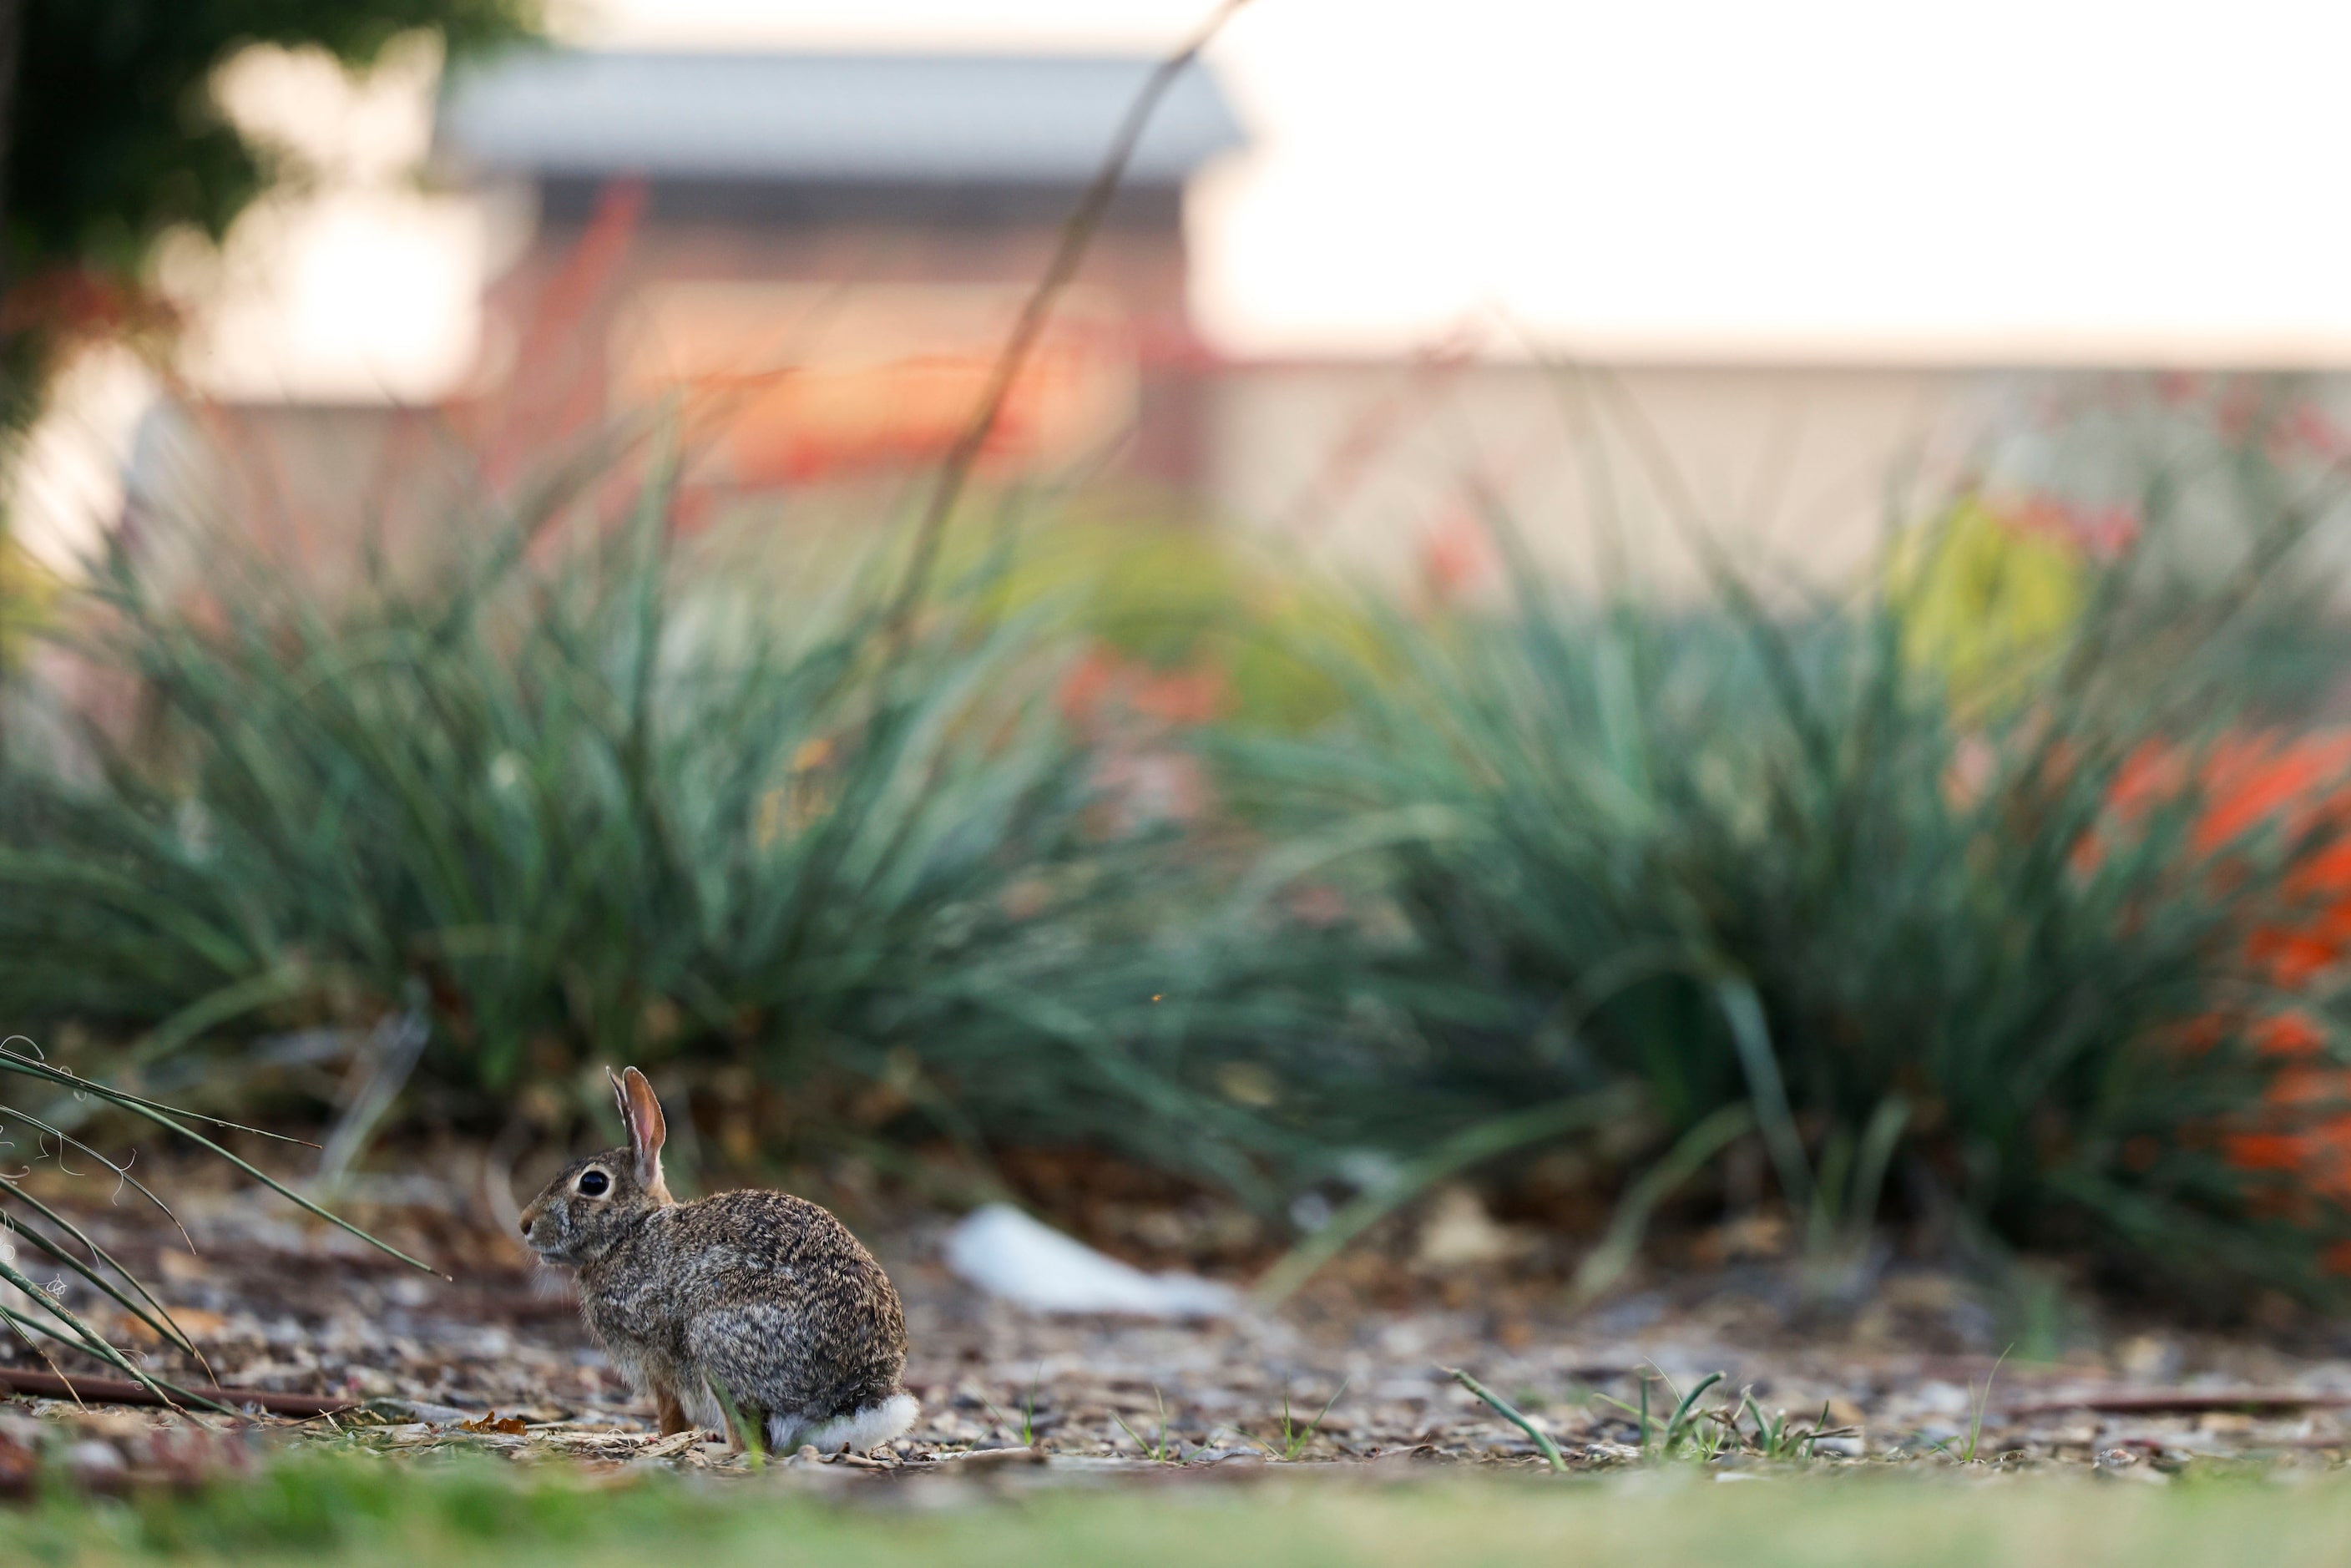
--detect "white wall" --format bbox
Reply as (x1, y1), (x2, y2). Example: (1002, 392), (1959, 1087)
(1207, 362), (2007, 601)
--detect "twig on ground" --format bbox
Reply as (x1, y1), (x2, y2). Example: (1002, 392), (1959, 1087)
(0, 1365), (355, 1418)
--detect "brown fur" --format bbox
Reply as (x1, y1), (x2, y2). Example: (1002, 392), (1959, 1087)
(518, 1068), (913, 1453)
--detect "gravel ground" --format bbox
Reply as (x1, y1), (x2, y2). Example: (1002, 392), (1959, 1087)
(9, 1163), (2351, 1490)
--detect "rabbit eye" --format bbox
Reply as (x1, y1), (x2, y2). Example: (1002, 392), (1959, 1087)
(577, 1169), (610, 1196)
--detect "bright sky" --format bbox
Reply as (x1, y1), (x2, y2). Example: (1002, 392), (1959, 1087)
(567, 0), (2351, 366)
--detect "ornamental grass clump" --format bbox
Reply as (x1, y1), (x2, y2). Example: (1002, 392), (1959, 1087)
(1227, 382), (2351, 1307)
(0, 449), (1281, 1182)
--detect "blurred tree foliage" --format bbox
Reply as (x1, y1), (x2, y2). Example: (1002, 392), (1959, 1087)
(0, 0), (542, 426)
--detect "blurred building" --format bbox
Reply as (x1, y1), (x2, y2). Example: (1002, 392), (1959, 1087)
(80, 44), (2345, 613)
(436, 51), (1245, 495)
(412, 48), (2019, 599)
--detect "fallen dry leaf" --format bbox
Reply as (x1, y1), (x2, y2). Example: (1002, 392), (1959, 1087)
(460, 1412), (529, 1435)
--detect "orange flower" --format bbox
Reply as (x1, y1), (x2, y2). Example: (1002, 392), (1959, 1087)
(2098, 731), (2351, 1244)
(1416, 503), (1494, 604)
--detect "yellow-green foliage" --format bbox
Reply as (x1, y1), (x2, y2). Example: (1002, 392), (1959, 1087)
(1887, 496), (2086, 713)
(983, 515), (1373, 732)
(0, 533), (60, 673)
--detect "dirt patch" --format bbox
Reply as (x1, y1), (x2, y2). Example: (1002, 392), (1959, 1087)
(8, 1165), (2351, 1488)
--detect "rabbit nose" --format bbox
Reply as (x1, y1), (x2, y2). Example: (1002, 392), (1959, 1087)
(518, 1217), (533, 1238)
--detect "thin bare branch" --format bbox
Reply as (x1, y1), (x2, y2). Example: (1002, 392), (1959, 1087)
(882, 0), (1252, 653)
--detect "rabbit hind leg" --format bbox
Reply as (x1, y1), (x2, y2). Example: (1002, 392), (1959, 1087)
(654, 1381), (695, 1437)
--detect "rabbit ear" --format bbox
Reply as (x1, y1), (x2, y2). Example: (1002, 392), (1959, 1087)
(608, 1067), (634, 1137)
(618, 1066), (670, 1200)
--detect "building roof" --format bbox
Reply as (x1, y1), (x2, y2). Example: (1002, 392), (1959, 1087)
(436, 50), (1247, 188)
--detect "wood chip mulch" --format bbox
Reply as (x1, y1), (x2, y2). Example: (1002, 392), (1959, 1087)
(10, 1166), (2351, 1493)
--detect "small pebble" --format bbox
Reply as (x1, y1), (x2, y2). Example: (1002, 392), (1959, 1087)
(64, 1439), (127, 1485)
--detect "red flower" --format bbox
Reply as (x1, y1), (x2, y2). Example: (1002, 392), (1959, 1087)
(2111, 731), (2351, 1232)
(1416, 503), (1494, 604)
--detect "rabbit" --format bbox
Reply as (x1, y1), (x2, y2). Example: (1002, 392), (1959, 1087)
(518, 1066), (918, 1454)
